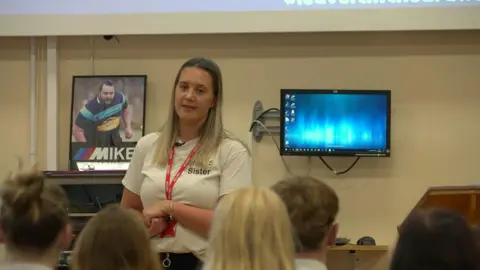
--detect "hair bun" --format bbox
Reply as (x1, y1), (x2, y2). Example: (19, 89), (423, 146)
(1, 170), (45, 221)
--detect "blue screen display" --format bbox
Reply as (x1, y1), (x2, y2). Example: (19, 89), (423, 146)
(282, 91), (390, 156)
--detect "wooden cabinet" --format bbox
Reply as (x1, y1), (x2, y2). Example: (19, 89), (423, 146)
(399, 185), (480, 231)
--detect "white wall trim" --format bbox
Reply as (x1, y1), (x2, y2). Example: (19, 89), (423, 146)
(46, 36), (58, 171)
(29, 37), (37, 166)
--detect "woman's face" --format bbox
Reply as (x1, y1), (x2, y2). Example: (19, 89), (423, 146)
(174, 67), (216, 124)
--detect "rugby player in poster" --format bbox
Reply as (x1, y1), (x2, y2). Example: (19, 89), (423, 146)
(72, 80), (133, 147)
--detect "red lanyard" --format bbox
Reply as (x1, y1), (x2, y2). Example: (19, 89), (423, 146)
(165, 142), (200, 200)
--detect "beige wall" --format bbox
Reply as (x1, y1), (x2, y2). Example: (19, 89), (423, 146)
(1, 31), (480, 269)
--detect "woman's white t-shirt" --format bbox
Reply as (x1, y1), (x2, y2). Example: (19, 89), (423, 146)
(122, 132), (252, 259)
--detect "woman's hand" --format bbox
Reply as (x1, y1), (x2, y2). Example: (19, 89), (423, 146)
(148, 218), (167, 238)
(143, 200), (171, 222)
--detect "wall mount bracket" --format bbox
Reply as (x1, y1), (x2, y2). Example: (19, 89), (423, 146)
(251, 100), (281, 142)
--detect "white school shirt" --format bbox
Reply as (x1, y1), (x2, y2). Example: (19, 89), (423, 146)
(122, 132), (252, 260)
(295, 259), (328, 270)
(0, 263), (52, 270)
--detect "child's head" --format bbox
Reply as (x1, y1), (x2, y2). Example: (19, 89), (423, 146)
(392, 208), (479, 270)
(271, 176), (339, 253)
(207, 187), (295, 270)
(71, 204), (161, 270)
(0, 169), (71, 256)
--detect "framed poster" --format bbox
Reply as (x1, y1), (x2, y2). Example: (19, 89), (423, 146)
(69, 75), (147, 171)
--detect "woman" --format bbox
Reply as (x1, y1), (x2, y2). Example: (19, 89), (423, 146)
(204, 187), (295, 270)
(391, 208), (480, 270)
(70, 204), (162, 270)
(120, 57), (252, 270)
(0, 170), (71, 270)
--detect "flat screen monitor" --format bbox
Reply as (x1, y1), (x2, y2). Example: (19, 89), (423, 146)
(280, 89), (391, 157)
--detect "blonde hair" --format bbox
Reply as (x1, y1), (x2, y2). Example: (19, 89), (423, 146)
(70, 205), (162, 270)
(0, 169), (69, 254)
(271, 176), (339, 252)
(153, 57), (228, 168)
(206, 188), (295, 270)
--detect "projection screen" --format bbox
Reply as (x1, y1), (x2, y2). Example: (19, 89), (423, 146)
(0, 0), (479, 36)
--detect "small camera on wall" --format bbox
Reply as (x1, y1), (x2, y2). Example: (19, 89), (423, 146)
(102, 35), (114, 41)
(101, 35), (120, 43)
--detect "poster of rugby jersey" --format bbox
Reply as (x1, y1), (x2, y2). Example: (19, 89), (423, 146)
(68, 75), (147, 171)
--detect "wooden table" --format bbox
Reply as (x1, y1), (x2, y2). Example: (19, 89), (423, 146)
(328, 244), (388, 270)
(329, 244), (389, 252)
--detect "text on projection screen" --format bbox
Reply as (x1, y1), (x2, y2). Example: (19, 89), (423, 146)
(0, 0), (479, 14)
